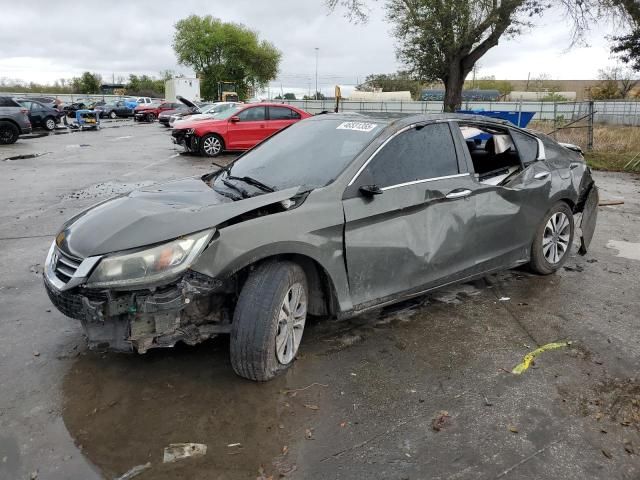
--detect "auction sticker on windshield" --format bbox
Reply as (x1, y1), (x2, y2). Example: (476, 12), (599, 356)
(336, 121), (378, 132)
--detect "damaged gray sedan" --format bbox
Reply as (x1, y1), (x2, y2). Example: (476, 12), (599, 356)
(44, 113), (598, 381)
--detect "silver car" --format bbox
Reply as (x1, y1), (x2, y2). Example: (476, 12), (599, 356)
(0, 96), (32, 144)
(44, 113), (598, 381)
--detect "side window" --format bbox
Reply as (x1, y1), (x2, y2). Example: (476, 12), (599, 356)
(238, 106), (266, 121)
(511, 130), (538, 165)
(268, 106), (299, 120)
(366, 123), (459, 188)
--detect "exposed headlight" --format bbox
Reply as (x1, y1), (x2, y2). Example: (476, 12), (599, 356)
(86, 229), (213, 288)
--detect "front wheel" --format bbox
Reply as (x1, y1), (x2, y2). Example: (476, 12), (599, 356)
(199, 134), (224, 157)
(109, 111), (117, 119)
(230, 261), (308, 381)
(530, 202), (574, 275)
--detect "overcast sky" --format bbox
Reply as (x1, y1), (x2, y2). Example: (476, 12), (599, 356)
(0, 0), (626, 96)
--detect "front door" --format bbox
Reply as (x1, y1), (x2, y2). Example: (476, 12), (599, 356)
(342, 122), (478, 308)
(226, 106), (267, 150)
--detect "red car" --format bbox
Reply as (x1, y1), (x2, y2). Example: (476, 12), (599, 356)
(171, 103), (311, 157)
(134, 101), (183, 122)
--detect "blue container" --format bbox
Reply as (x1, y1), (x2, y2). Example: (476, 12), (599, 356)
(457, 110), (535, 128)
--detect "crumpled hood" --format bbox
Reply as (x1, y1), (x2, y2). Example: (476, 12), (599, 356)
(174, 117), (226, 130)
(58, 177), (300, 258)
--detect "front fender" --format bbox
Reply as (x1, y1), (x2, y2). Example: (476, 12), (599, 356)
(190, 196), (352, 312)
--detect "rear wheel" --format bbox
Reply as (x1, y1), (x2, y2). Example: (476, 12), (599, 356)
(199, 133), (224, 157)
(0, 121), (19, 144)
(44, 117), (56, 131)
(230, 261), (308, 381)
(530, 202), (574, 274)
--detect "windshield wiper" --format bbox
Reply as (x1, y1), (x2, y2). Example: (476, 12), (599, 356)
(212, 186), (242, 201)
(227, 175), (275, 193)
(222, 178), (250, 198)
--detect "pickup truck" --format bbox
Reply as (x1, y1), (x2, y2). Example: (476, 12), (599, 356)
(124, 97), (153, 110)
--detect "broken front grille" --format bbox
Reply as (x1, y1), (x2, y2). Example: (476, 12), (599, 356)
(54, 248), (82, 283)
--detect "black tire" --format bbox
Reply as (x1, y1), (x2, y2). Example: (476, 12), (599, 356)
(530, 202), (574, 275)
(109, 111), (117, 119)
(146, 113), (156, 122)
(199, 133), (224, 157)
(230, 261), (308, 381)
(43, 116), (56, 131)
(0, 121), (19, 145)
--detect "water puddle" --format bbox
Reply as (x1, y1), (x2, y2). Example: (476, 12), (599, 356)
(606, 239), (640, 261)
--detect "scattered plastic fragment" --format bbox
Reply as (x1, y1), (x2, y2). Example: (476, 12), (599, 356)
(511, 342), (571, 374)
(114, 462), (151, 480)
(162, 443), (207, 463)
(227, 443), (241, 448)
(499, 297), (511, 301)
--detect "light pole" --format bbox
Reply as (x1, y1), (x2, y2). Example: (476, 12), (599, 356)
(314, 47), (319, 100)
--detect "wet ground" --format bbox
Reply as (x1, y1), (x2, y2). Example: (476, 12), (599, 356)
(0, 121), (639, 480)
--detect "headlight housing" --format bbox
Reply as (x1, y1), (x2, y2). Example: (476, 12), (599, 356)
(86, 229), (213, 288)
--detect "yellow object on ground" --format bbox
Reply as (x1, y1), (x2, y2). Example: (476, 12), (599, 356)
(512, 342), (571, 374)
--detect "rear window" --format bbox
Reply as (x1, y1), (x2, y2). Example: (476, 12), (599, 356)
(0, 97), (20, 107)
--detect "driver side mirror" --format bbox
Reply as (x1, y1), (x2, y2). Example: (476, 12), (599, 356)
(230, 116), (240, 122)
(359, 184), (383, 197)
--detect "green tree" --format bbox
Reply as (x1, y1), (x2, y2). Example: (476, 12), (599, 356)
(126, 74), (165, 97)
(357, 71), (423, 99)
(611, 1), (640, 70)
(71, 72), (101, 94)
(329, 0), (634, 112)
(283, 92), (297, 100)
(172, 15), (281, 101)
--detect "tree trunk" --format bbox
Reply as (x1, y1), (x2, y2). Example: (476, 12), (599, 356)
(443, 63), (466, 113)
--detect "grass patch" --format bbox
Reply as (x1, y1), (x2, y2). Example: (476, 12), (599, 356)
(529, 121), (640, 172)
(584, 151), (639, 172)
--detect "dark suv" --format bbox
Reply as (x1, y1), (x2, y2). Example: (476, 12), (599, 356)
(0, 96), (32, 144)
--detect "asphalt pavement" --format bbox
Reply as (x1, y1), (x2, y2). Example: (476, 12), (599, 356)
(0, 120), (638, 480)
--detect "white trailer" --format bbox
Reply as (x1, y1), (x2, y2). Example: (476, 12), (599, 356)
(164, 78), (201, 102)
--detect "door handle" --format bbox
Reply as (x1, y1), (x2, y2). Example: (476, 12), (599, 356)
(534, 171), (550, 180)
(445, 189), (472, 199)
(570, 162), (580, 170)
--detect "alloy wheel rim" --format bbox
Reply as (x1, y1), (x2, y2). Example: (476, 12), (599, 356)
(46, 119), (55, 130)
(275, 283), (307, 365)
(203, 137), (221, 155)
(0, 128), (10, 141)
(543, 212), (570, 264)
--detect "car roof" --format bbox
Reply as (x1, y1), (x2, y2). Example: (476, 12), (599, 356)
(304, 111), (517, 129)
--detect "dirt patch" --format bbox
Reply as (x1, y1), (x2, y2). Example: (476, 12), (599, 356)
(560, 377), (640, 430)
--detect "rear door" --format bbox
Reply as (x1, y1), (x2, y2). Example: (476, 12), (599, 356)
(342, 122), (478, 307)
(450, 122), (552, 268)
(225, 106), (267, 149)
(266, 106), (301, 137)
